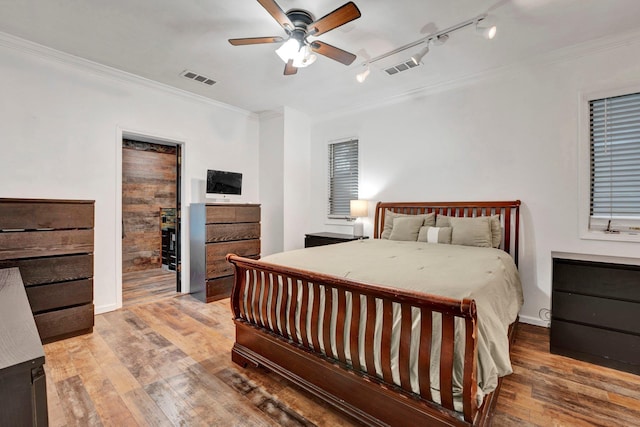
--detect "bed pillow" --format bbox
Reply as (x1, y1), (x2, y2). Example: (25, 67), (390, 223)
(489, 214), (502, 248)
(435, 214), (452, 228)
(389, 216), (424, 241)
(448, 216), (492, 248)
(417, 226), (452, 244)
(380, 210), (435, 239)
(437, 214), (502, 248)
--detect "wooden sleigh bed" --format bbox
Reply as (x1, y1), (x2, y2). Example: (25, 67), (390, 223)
(227, 200), (521, 426)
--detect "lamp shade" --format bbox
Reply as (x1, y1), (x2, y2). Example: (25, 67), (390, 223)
(350, 200), (368, 217)
(276, 38), (301, 63)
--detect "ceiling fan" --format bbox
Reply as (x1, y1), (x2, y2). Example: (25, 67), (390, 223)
(229, 0), (361, 75)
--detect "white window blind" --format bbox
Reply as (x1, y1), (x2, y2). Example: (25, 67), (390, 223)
(328, 139), (359, 218)
(590, 91), (640, 229)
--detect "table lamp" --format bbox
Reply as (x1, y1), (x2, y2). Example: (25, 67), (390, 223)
(350, 200), (368, 238)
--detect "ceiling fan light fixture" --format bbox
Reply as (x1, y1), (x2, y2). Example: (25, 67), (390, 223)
(476, 17), (497, 40)
(410, 44), (430, 65)
(356, 65), (370, 83)
(292, 44), (317, 67)
(276, 38), (301, 63)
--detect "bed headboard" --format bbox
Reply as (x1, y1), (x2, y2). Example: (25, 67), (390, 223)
(374, 200), (521, 265)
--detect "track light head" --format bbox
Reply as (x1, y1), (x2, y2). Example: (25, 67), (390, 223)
(356, 65), (370, 83)
(410, 44), (430, 65)
(476, 18), (497, 40)
(431, 34), (449, 46)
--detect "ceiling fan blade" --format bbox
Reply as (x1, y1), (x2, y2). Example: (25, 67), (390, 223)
(229, 36), (284, 46)
(310, 41), (357, 65)
(284, 59), (298, 75)
(309, 2), (361, 36)
(257, 0), (294, 32)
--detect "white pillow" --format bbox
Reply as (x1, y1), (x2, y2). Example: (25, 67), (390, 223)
(417, 226), (452, 244)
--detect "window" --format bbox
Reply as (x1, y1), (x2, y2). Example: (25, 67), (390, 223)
(328, 139), (359, 218)
(589, 91), (640, 233)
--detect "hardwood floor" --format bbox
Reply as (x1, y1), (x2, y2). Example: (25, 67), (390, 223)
(44, 295), (640, 426)
(493, 325), (640, 426)
(122, 268), (176, 307)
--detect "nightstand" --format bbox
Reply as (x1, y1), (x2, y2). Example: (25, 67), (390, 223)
(304, 232), (368, 248)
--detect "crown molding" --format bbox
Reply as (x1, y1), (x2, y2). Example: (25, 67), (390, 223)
(0, 31), (256, 118)
(315, 27), (640, 123)
(257, 107), (285, 120)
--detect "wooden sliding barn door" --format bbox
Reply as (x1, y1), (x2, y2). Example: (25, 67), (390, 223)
(122, 140), (178, 272)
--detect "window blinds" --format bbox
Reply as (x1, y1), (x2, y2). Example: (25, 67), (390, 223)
(590, 92), (640, 220)
(328, 139), (359, 218)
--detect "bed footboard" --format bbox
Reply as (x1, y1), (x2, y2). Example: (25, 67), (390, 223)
(227, 254), (482, 426)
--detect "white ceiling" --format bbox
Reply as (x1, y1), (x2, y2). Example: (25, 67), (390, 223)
(1, 0), (639, 115)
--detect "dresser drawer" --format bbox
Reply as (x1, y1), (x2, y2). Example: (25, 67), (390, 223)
(0, 229), (94, 260)
(552, 291), (640, 335)
(34, 303), (94, 343)
(0, 254), (93, 286)
(206, 222), (260, 243)
(553, 258), (640, 302)
(206, 240), (260, 279)
(0, 200), (94, 230)
(26, 279), (93, 314)
(206, 206), (260, 224)
(206, 276), (236, 302)
(551, 320), (640, 373)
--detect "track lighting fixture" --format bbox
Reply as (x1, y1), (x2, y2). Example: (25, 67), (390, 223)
(410, 43), (430, 65)
(356, 14), (497, 74)
(431, 34), (449, 46)
(356, 64), (370, 83)
(476, 17), (497, 39)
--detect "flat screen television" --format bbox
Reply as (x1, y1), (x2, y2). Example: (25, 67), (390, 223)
(206, 169), (242, 195)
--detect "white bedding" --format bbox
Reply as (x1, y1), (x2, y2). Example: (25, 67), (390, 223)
(258, 239), (524, 409)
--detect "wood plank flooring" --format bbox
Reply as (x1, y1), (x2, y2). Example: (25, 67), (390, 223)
(44, 294), (640, 426)
(122, 268), (176, 307)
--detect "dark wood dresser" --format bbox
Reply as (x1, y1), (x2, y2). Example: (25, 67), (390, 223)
(0, 198), (95, 343)
(551, 257), (640, 375)
(304, 232), (367, 248)
(190, 203), (260, 302)
(0, 267), (48, 426)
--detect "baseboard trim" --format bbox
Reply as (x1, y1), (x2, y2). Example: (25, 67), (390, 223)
(518, 314), (549, 328)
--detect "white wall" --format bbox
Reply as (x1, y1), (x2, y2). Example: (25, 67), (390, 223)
(0, 36), (259, 314)
(307, 36), (640, 326)
(259, 110), (285, 256)
(259, 106), (312, 255)
(282, 106), (311, 251)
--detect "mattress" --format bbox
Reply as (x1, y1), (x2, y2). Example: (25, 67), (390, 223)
(257, 239), (524, 409)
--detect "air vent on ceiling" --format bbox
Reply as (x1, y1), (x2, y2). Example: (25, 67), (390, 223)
(384, 60), (420, 76)
(180, 70), (216, 86)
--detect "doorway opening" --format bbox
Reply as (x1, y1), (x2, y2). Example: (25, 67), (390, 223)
(121, 138), (182, 306)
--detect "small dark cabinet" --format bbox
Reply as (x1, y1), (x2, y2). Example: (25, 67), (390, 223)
(551, 257), (640, 375)
(304, 232), (368, 248)
(0, 268), (48, 426)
